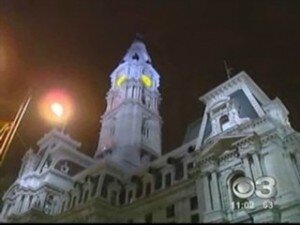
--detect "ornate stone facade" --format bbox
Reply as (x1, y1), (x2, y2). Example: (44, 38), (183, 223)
(1, 39), (300, 223)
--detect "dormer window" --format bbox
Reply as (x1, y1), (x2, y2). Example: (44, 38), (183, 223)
(220, 115), (230, 131)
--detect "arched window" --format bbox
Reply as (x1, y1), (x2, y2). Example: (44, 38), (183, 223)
(220, 115), (230, 131)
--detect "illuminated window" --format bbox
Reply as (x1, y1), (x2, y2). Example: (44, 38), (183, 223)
(140, 75), (153, 88)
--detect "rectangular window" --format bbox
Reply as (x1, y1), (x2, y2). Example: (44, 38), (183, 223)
(166, 204), (175, 218)
(175, 162), (184, 180)
(190, 196), (198, 210)
(155, 173), (162, 190)
(145, 213), (152, 223)
(165, 173), (171, 188)
(191, 214), (199, 223)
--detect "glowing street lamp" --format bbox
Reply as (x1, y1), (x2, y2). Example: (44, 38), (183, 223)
(50, 101), (67, 131)
(39, 89), (73, 132)
(51, 102), (64, 118)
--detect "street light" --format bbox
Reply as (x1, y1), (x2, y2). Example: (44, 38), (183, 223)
(50, 102), (66, 131)
(38, 89), (73, 132)
(51, 102), (64, 118)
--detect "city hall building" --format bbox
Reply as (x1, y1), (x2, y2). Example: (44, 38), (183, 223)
(0, 38), (300, 223)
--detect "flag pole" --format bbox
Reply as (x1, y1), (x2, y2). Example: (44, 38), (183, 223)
(223, 60), (231, 79)
(0, 92), (31, 166)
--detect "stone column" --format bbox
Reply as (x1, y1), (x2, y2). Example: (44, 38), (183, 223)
(1, 203), (9, 218)
(96, 174), (105, 197)
(211, 172), (221, 211)
(125, 189), (129, 203)
(253, 153), (263, 177)
(135, 87), (139, 99)
(40, 192), (47, 210)
(182, 160), (188, 180)
(21, 195), (30, 213)
(283, 152), (300, 192)
(161, 171), (166, 189)
(203, 174), (212, 212)
(243, 156), (253, 179)
(14, 195), (23, 213)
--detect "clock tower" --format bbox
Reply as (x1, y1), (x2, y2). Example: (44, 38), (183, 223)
(94, 36), (162, 173)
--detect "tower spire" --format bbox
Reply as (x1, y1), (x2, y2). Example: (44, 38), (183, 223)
(94, 38), (162, 174)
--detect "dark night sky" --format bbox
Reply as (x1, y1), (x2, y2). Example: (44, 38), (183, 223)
(0, 0), (300, 187)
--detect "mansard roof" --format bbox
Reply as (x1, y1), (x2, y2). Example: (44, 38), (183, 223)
(199, 71), (270, 106)
(182, 117), (202, 144)
(195, 71), (274, 149)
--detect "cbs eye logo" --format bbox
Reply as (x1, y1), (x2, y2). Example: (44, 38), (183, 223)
(232, 176), (276, 199)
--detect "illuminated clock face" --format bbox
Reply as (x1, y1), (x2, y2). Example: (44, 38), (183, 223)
(140, 75), (153, 88)
(116, 75), (127, 87)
